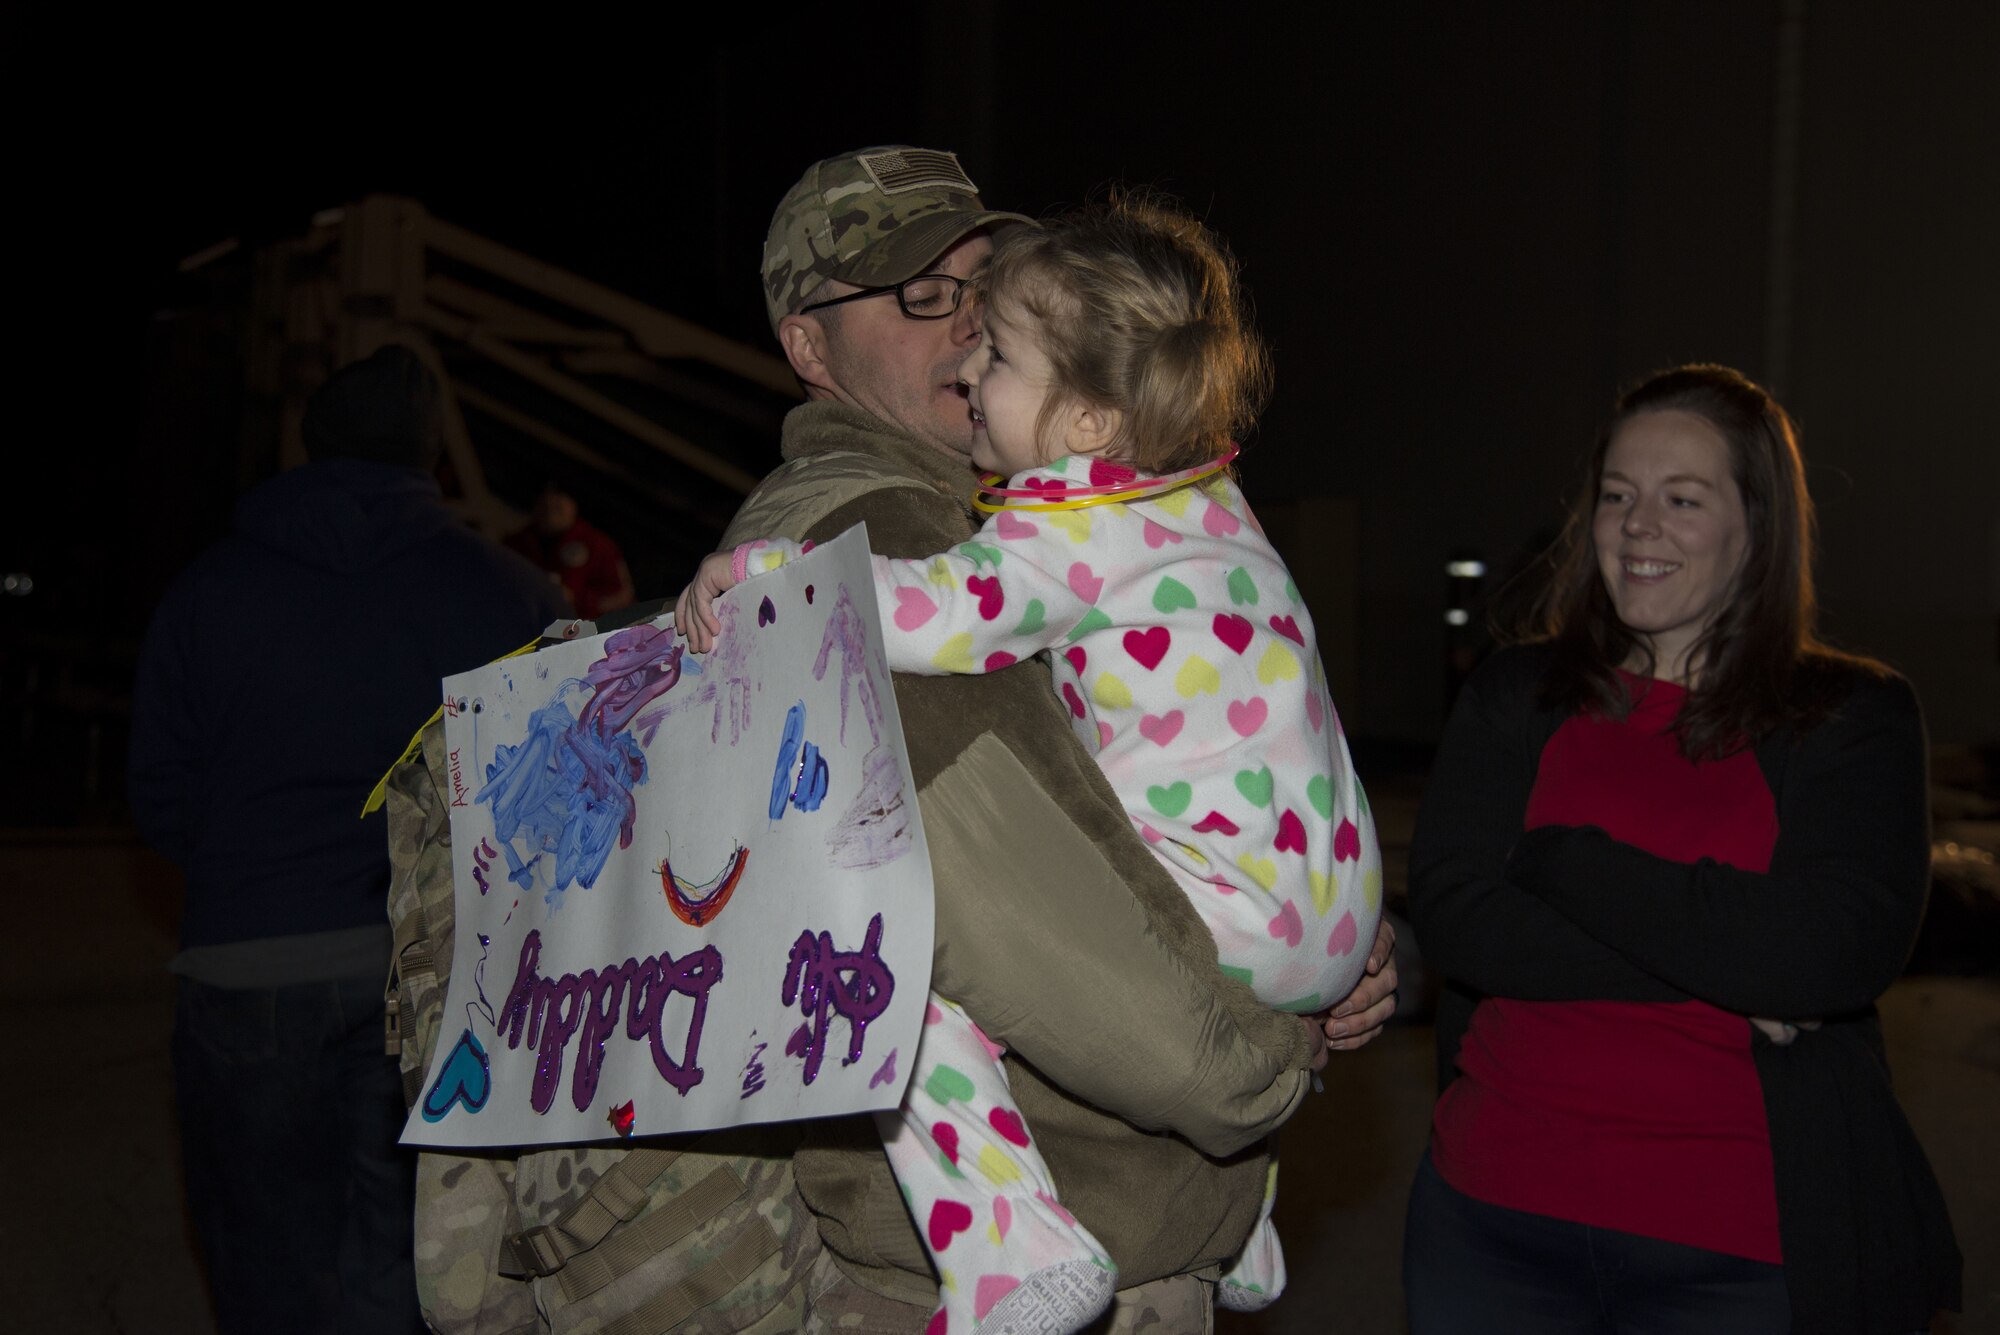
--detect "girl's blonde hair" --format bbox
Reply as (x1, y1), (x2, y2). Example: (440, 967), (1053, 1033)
(980, 194), (1272, 473)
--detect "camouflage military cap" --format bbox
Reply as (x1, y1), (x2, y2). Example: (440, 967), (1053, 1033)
(761, 145), (1033, 332)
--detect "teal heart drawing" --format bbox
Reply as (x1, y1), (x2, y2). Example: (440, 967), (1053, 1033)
(422, 1028), (492, 1123)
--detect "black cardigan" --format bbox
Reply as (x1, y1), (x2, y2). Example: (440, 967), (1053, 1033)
(1409, 645), (1960, 1335)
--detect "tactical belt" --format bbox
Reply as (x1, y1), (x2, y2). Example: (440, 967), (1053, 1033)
(499, 1147), (782, 1314)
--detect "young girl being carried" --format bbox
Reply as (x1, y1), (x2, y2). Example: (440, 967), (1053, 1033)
(676, 198), (1383, 1335)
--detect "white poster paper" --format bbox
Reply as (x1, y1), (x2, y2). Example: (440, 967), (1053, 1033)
(404, 526), (931, 1148)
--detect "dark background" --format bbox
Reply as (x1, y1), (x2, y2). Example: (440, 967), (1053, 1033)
(10, 2), (1997, 827)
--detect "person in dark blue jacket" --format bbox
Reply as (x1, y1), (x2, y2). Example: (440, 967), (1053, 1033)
(129, 344), (569, 1335)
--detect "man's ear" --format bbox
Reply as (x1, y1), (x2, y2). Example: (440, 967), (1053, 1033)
(777, 315), (834, 394)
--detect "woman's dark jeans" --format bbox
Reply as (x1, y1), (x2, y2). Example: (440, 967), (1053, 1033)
(1404, 1151), (1789, 1334)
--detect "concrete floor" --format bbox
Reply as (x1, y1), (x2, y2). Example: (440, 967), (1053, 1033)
(5, 835), (1994, 1334)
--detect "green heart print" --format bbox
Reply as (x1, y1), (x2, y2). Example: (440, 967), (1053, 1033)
(1153, 577), (1197, 613)
(1307, 774), (1333, 820)
(924, 1064), (978, 1105)
(1066, 607), (1113, 643)
(1147, 781), (1194, 818)
(1234, 766), (1275, 808)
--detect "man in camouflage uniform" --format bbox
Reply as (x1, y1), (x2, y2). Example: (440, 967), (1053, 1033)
(753, 145), (1400, 1332)
(411, 147), (1397, 1335)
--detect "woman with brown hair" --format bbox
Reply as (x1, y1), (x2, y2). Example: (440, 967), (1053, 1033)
(1403, 365), (1960, 1332)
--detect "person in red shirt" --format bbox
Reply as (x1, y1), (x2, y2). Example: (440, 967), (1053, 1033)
(1404, 365), (1958, 1334)
(507, 484), (634, 620)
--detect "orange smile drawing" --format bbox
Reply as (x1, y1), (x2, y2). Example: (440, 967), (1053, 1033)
(659, 840), (749, 927)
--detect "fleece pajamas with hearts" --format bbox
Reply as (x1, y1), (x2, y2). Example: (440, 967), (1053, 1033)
(733, 458), (1383, 1330)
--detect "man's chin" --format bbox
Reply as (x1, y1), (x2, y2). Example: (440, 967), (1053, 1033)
(914, 429), (976, 463)
(930, 418), (978, 461)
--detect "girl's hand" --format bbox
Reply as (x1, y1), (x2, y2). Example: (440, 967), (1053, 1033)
(672, 551), (737, 654)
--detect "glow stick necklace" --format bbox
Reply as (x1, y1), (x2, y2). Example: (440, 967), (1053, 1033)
(971, 444), (1240, 513)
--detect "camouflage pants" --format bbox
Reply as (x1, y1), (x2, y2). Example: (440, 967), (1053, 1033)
(801, 1248), (1216, 1334)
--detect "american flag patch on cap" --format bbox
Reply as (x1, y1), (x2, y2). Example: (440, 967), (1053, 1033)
(857, 149), (978, 196)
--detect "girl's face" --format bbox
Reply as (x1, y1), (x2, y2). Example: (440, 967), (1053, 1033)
(958, 305), (1061, 476)
(1592, 408), (1750, 682)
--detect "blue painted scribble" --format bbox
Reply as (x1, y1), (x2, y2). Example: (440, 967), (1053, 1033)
(768, 701), (830, 819)
(794, 741), (828, 811)
(476, 625), (684, 903)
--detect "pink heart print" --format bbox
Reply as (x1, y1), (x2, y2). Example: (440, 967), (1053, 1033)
(1090, 457), (1138, 488)
(1035, 1189), (1080, 1227)
(1023, 475), (1069, 494)
(1138, 710), (1185, 746)
(1192, 809), (1240, 835)
(894, 586), (938, 632)
(988, 1107), (1032, 1147)
(1326, 910), (1359, 957)
(1306, 689), (1325, 733)
(932, 1120), (960, 1165)
(1124, 626), (1171, 670)
(1269, 614), (1305, 646)
(1204, 499), (1242, 537)
(1067, 562), (1104, 604)
(1064, 645), (1088, 674)
(1061, 682), (1087, 719)
(992, 1195), (1013, 1242)
(976, 1276), (1022, 1321)
(1213, 613), (1254, 655)
(1334, 818), (1362, 862)
(996, 511), (1037, 540)
(1268, 902), (1304, 947)
(965, 574), (1005, 621)
(1275, 808), (1307, 854)
(1143, 518), (1183, 549)
(1227, 697), (1268, 737)
(984, 651), (1016, 671)
(929, 1199), (974, 1251)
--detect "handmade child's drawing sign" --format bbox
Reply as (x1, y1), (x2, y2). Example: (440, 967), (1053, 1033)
(404, 527), (933, 1148)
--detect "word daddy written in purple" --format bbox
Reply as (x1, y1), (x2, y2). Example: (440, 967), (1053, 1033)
(497, 930), (721, 1115)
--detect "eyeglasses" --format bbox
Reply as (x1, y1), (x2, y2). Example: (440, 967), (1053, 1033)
(798, 273), (972, 321)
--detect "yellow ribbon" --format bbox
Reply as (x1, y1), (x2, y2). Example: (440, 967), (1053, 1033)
(358, 636), (545, 817)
